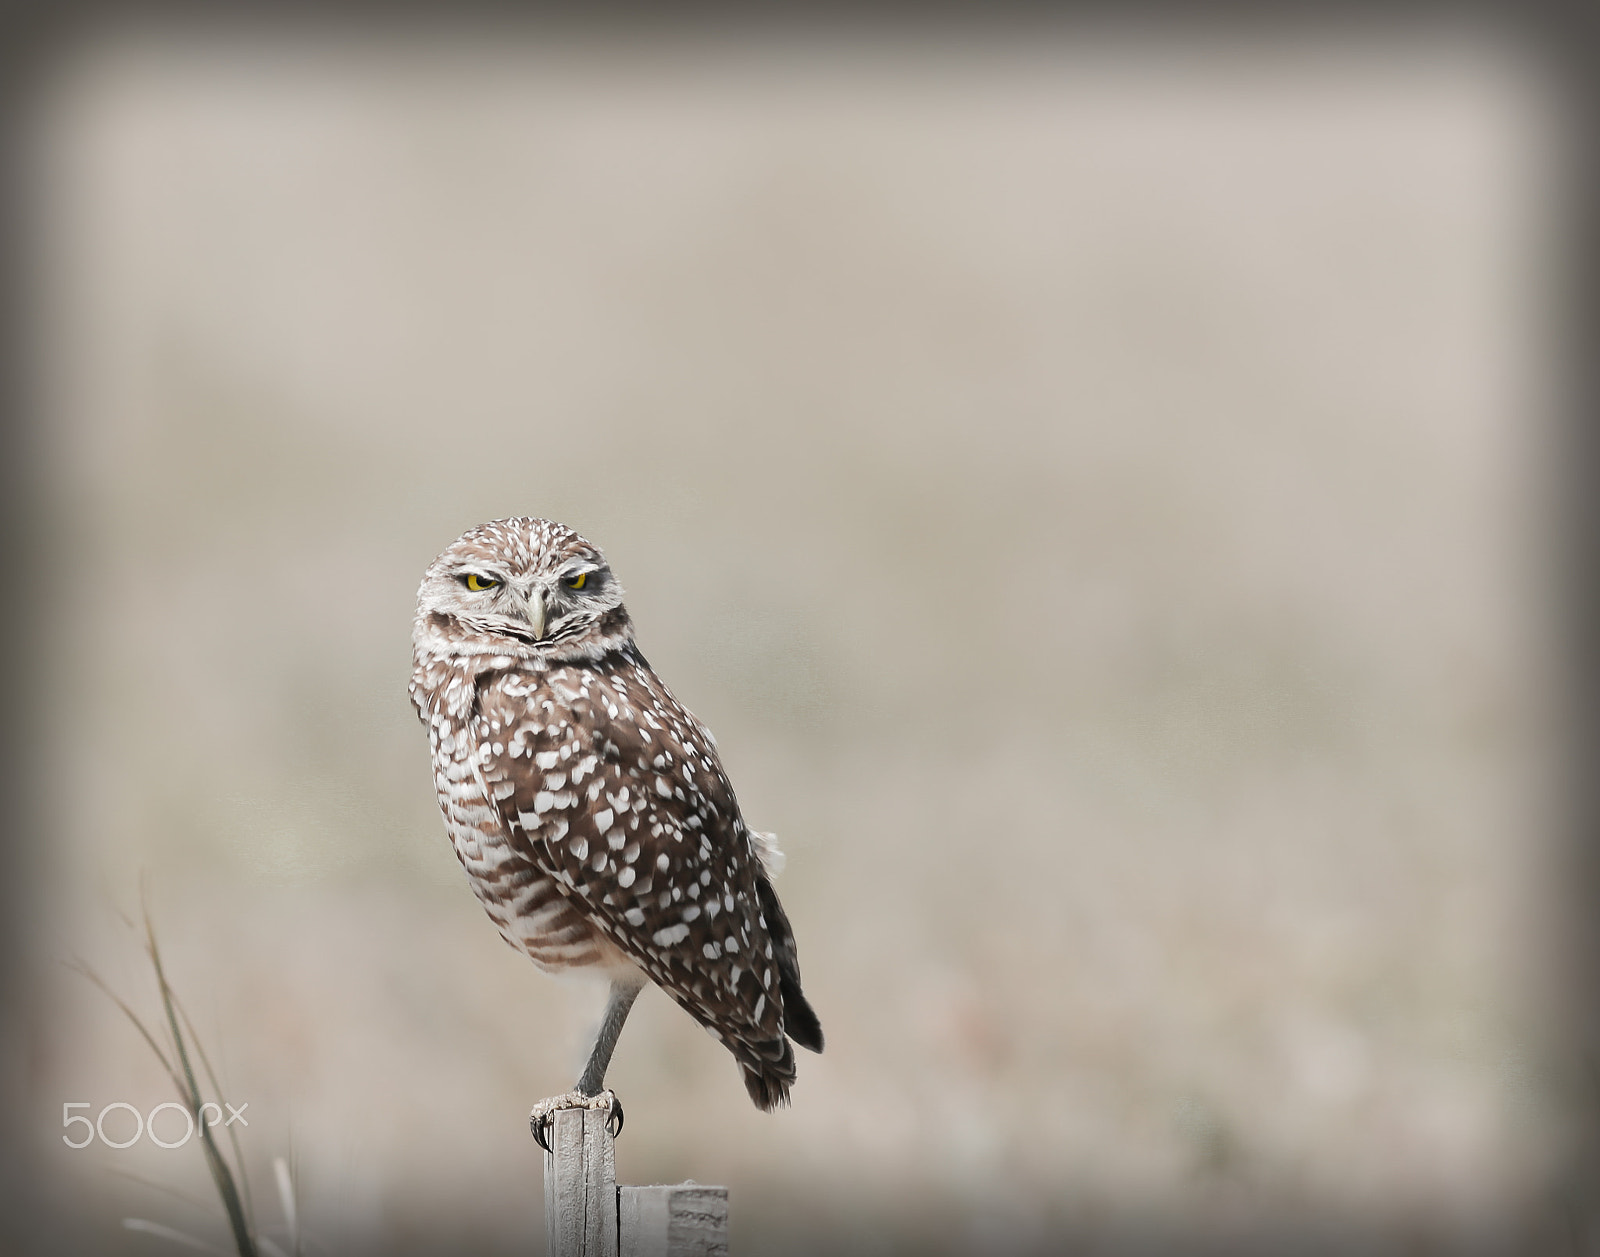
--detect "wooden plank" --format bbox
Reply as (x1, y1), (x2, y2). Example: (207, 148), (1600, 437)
(618, 1184), (729, 1257)
(543, 1108), (618, 1257)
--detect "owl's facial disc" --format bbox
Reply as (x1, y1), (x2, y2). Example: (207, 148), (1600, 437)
(415, 518), (633, 660)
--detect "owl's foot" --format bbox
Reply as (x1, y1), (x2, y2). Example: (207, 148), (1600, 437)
(530, 1089), (624, 1153)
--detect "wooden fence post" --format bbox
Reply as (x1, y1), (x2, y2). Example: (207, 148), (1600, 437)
(542, 1110), (730, 1257)
(544, 1109), (618, 1257)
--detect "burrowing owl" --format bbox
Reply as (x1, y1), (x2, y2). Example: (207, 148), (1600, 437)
(410, 518), (822, 1140)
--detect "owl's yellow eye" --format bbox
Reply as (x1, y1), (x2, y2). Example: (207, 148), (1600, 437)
(463, 573), (500, 592)
(563, 573), (588, 590)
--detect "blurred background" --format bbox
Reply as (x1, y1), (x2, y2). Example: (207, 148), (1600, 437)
(4, 17), (1576, 1256)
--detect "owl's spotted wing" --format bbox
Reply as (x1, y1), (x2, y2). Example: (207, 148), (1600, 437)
(475, 655), (805, 1107)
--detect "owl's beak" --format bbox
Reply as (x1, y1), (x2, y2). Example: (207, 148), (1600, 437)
(526, 589), (548, 640)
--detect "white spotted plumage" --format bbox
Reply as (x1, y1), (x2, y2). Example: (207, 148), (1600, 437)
(410, 517), (822, 1109)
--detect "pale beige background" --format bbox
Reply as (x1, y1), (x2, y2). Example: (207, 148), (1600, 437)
(22, 24), (1567, 1256)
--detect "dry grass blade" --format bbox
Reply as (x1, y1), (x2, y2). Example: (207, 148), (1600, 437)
(173, 981), (257, 1232)
(77, 897), (265, 1257)
(66, 960), (184, 1097)
(140, 903), (259, 1257)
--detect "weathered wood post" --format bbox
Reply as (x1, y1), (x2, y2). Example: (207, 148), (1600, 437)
(544, 1109), (618, 1257)
(543, 1110), (729, 1257)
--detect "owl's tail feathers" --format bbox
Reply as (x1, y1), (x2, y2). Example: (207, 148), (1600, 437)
(737, 981), (825, 1112)
(752, 873), (824, 1056)
(781, 976), (824, 1055)
(740, 873), (822, 1109)
(742, 1063), (788, 1112)
(740, 1040), (798, 1112)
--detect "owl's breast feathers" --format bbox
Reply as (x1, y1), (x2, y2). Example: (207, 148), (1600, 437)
(412, 645), (821, 1108)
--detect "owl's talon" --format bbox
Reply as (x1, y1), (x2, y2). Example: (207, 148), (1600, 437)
(530, 1089), (623, 1153)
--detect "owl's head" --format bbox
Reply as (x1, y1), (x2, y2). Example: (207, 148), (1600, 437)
(414, 518), (633, 662)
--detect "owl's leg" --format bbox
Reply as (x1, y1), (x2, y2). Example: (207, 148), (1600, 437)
(575, 974), (645, 1096)
(531, 974), (646, 1153)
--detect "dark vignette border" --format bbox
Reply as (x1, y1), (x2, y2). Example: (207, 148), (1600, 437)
(0, 5), (1590, 1254)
